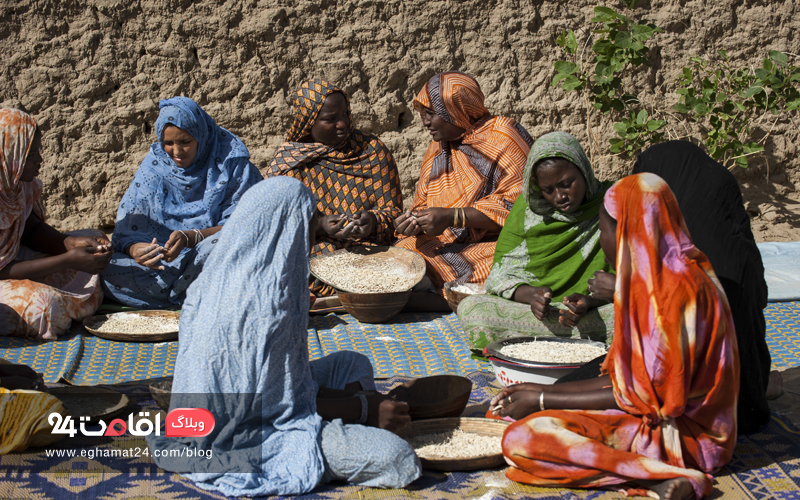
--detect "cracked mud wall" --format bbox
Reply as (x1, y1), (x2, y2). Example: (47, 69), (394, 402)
(1, 0), (798, 240)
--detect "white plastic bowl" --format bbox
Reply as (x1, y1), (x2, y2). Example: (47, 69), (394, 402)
(489, 357), (578, 386)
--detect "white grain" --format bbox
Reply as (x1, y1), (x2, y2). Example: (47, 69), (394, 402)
(499, 340), (606, 364)
(312, 251), (417, 293)
(406, 429), (502, 459)
(93, 313), (179, 334)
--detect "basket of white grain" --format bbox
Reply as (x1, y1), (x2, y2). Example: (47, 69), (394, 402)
(309, 246), (426, 323)
(443, 281), (485, 313)
(83, 310), (180, 342)
(396, 417), (510, 471)
(484, 337), (608, 386)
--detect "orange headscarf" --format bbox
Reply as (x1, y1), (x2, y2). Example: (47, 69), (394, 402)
(0, 109), (43, 271)
(603, 172), (739, 472)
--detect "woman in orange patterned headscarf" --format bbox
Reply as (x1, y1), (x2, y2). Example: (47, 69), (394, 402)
(394, 71), (532, 309)
(489, 173), (738, 499)
(0, 108), (111, 340)
(267, 79), (403, 298)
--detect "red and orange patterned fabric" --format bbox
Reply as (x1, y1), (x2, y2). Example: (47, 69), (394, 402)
(0, 109), (103, 340)
(267, 79), (402, 257)
(394, 72), (533, 289)
(502, 173), (739, 498)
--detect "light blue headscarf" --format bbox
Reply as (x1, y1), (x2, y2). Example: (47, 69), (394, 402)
(147, 176), (325, 496)
(112, 96), (261, 252)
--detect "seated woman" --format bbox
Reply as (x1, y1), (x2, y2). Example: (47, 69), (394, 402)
(629, 141), (776, 434)
(146, 177), (421, 496)
(266, 79), (403, 297)
(491, 173), (738, 500)
(394, 71), (533, 310)
(102, 97), (262, 309)
(458, 132), (613, 350)
(0, 108), (111, 340)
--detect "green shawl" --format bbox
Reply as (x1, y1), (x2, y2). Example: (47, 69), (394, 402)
(484, 131), (611, 302)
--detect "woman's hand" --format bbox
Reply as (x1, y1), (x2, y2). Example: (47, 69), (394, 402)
(489, 383), (545, 408)
(529, 287), (552, 320)
(343, 210), (377, 239)
(490, 388), (542, 420)
(587, 270), (616, 302)
(163, 231), (190, 262)
(128, 238), (166, 270)
(559, 293), (591, 327)
(413, 207), (454, 237)
(317, 214), (350, 239)
(366, 393), (411, 432)
(65, 245), (113, 274)
(64, 235), (111, 252)
(393, 210), (422, 237)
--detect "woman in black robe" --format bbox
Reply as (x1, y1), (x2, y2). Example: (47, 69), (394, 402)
(632, 140), (776, 434)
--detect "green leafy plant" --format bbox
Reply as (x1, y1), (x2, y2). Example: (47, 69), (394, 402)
(674, 49), (800, 168)
(552, 5), (664, 158)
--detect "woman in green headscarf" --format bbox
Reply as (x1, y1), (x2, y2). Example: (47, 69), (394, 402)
(458, 132), (615, 351)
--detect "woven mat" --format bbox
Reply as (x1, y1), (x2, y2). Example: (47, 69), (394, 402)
(0, 312), (486, 384)
(1, 372), (799, 499)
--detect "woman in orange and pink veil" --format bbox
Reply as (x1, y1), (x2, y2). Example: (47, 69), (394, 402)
(490, 173), (739, 500)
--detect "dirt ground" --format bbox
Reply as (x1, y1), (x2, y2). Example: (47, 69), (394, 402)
(0, 0), (798, 240)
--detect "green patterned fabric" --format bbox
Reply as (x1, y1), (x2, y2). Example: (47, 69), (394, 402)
(484, 131), (611, 302)
(458, 293), (615, 351)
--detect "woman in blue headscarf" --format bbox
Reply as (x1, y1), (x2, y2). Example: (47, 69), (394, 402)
(146, 176), (421, 496)
(102, 97), (263, 309)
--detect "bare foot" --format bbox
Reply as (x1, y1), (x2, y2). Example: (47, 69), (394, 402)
(766, 370), (784, 400)
(640, 478), (695, 500)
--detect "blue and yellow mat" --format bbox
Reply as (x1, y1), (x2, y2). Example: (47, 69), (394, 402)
(0, 304), (799, 498)
(0, 312), (486, 384)
(1, 372), (800, 499)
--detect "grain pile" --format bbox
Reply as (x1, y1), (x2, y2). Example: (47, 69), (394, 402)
(451, 283), (485, 295)
(311, 251), (417, 293)
(93, 313), (180, 334)
(406, 429), (502, 460)
(499, 340), (606, 364)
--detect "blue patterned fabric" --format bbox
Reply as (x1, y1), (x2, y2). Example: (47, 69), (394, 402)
(102, 96), (262, 308)
(146, 177), (325, 495)
(146, 177), (419, 496)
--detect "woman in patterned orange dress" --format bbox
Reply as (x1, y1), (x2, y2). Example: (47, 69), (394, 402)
(267, 79), (403, 297)
(490, 173), (739, 499)
(0, 108), (111, 340)
(394, 71), (532, 309)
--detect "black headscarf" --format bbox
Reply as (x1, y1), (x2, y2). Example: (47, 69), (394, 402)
(634, 140), (771, 434)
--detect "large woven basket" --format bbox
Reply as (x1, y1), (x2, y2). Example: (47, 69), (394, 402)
(309, 245), (426, 294)
(396, 417), (510, 471)
(83, 310), (180, 342)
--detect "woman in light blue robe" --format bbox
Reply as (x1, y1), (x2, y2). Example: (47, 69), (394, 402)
(102, 96), (262, 308)
(146, 176), (421, 496)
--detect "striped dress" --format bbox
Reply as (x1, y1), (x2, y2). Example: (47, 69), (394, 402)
(394, 72), (532, 290)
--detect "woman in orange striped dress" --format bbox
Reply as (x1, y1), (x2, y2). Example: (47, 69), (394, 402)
(394, 72), (532, 309)
(491, 173), (739, 499)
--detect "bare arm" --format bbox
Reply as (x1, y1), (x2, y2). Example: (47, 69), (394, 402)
(491, 376), (618, 420)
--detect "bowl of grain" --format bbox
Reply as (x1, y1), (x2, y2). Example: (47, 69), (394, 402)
(310, 246), (426, 324)
(396, 417), (509, 471)
(83, 310), (180, 342)
(443, 281), (485, 313)
(387, 375), (472, 420)
(484, 336), (608, 386)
